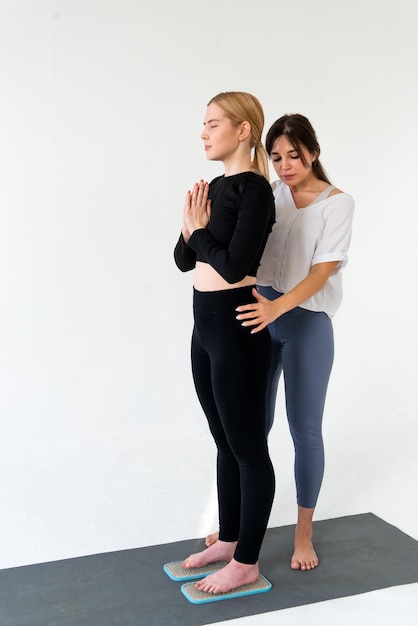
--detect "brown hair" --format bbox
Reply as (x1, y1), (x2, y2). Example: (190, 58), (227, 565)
(265, 114), (331, 184)
(208, 92), (270, 180)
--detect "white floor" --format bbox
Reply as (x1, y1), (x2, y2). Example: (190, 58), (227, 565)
(1, 371), (417, 626)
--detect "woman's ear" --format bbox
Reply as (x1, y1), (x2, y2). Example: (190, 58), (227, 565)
(238, 120), (251, 142)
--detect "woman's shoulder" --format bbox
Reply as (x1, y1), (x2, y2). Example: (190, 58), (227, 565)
(234, 170), (271, 185)
(240, 173), (276, 203)
(326, 188), (355, 209)
(220, 171), (274, 197)
(209, 174), (224, 187)
(321, 189), (355, 226)
(328, 186), (352, 200)
(243, 170), (273, 191)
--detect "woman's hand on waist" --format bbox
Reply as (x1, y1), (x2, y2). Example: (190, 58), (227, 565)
(236, 287), (283, 334)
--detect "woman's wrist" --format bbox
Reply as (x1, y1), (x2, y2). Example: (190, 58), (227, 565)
(182, 227), (191, 243)
(274, 294), (290, 318)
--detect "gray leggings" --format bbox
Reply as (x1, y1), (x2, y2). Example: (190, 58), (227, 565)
(258, 286), (334, 509)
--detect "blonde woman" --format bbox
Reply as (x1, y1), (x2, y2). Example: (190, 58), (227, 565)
(174, 92), (275, 594)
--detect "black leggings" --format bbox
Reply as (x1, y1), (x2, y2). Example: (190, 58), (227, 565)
(191, 286), (275, 564)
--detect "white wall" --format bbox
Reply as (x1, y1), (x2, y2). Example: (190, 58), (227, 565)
(0, 0), (416, 568)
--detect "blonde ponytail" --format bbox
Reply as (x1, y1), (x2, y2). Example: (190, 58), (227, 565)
(252, 142), (270, 181)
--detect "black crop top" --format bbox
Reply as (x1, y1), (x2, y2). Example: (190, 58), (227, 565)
(174, 171), (275, 284)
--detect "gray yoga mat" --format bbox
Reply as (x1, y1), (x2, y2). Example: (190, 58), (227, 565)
(0, 513), (416, 626)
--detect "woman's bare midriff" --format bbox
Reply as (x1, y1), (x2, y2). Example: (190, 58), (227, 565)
(194, 261), (256, 291)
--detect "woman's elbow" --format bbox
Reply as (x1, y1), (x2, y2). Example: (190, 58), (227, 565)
(222, 266), (249, 284)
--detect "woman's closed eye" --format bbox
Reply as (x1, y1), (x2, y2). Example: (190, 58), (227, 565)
(272, 155), (300, 162)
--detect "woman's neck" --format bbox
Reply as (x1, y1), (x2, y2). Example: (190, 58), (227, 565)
(291, 172), (324, 193)
(223, 154), (253, 177)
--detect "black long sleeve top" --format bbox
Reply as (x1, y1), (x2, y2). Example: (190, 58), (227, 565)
(174, 171), (275, 284)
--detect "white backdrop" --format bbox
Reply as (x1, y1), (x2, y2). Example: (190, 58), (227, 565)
(0, 0), (417, 569)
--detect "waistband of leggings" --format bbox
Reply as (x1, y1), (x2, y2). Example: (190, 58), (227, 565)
(193, 285), (255, 296)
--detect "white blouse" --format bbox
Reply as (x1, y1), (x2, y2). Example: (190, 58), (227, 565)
(257, 179), (355, 317)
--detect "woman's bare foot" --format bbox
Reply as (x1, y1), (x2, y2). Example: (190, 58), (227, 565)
(205, 531), (219, 547)
(195, 558), (259, 594)
(291, 506), (318, 571)
(291, 534), (319, 570)
(182, 540), (236, 569)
